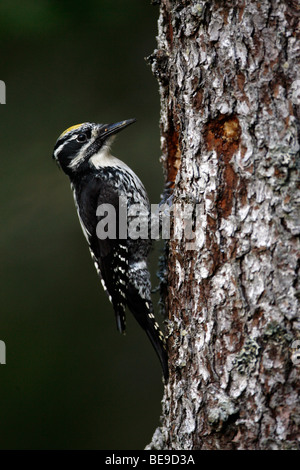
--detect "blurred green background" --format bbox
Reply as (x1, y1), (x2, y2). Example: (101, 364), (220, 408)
(0, 0), (165, 449)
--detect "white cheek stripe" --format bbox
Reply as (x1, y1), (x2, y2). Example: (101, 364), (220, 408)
(53, 143), (65, 160)
(68, 141), (91, 169)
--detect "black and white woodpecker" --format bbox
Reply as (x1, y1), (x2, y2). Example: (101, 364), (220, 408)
(53, 119), (168, 380)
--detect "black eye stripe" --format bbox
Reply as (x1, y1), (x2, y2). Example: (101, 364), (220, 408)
(59, 140), (81, 157)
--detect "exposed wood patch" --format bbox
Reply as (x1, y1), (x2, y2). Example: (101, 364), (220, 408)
(204, 115), (241, 218)
(162, 109), (181, 187)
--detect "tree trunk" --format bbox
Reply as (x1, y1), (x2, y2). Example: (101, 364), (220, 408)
(147, 0), (300, 450)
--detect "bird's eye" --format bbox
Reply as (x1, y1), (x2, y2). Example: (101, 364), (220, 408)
(77, 133), (87, 143)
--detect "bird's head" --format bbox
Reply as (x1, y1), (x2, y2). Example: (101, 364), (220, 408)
(53, 119), (136, 175)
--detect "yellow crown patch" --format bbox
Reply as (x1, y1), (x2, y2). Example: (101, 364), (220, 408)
(60, 123), (85, 138)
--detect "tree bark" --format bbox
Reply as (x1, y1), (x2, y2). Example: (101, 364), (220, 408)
(147, 0), (300, 450)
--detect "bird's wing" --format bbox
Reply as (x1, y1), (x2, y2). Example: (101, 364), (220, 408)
(84, 181), (128, 334)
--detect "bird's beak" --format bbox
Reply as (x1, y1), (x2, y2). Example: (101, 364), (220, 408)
(98, 118), (136, 139)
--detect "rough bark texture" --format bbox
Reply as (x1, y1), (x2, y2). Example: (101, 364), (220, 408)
(146, 0), (300, 450)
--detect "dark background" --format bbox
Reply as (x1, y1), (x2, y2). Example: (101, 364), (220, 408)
(0, 0), (165, 449)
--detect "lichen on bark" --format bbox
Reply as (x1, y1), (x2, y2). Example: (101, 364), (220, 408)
(146, 0), (300, 450)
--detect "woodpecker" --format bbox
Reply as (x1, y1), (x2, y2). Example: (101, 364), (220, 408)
(53, 119), (168, 380)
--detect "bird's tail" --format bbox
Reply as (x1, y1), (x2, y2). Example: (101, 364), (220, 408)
(144, 314), (169, 381)
(126, 286), (169, 381)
